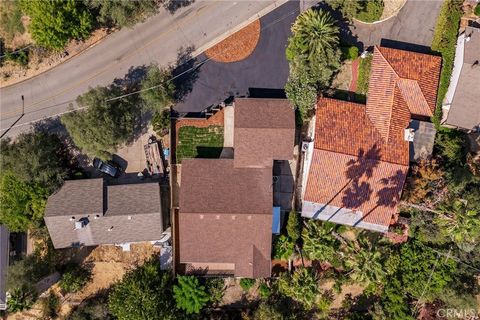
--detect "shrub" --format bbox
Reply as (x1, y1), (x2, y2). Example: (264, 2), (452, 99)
(152, 109), (170, 137)
(430, 0), (463, 125)
(173, 275), (209, 314)
(59, 264), (91, 293)
(355, 0), (384, 23)
(41, 292), (60, 319)
(272, 235), (294, 261)
(3, 48), (29, 66)
(239, 278), (256, 291)
(341, 45), (359, 60)
(475, 4), (480, 16)
(278, 267), (320, 308)
(7, 287), (35, 312)
(206, 278), (225, 306)
(258, 283), (271, 299)
(356, 55), (372, 95)
(286, 210), (301, 242)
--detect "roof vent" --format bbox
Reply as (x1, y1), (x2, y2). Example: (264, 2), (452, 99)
(404, 128), (415, 142)
(94, 215), (100, 219)
(107, 226), (114, 232)
(74, 218), (89, 230)
(69, 216), (75, 221)
(127, 215), (132, 220)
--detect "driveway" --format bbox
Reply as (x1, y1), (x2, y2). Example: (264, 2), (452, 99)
(173, 1), (299, 114)
(344, 0), (443, 51)
(0, 1), (285, 138)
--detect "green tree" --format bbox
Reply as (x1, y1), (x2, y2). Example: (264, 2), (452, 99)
(62, 85), (142, 160)
(173, 275), (209, 314)
(152, 109), (171, 137)
(278, 267), (321, 308)
(108, 260), (177, 320)
(435, 189), (480, 252)
(20, 0), (92, 50)
(325, 0), (361, 20)
(59, 264), (92, 293)
(140, 64), (175, 113)
(272, 235), (294, 261)
(285, 9), (341, 121)
(7, 287), (35, 312)
(302, 220), (341, 266)
(0, 132), (72, 231)
(252, 301), (284, 320)
(239, 278), (255, 291)
(286, 210), (301, 243)
(85, 0), (157, 28)
(0, 172), (47, 232)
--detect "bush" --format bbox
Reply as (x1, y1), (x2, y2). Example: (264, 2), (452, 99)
(355, 0), (384, 23)
(173, 275), (209, 314)
(430, 0), (463, 125)
(3, 48), (29, 66)
(7, 287), (35, 312)
(286, 210), (301, 243)
(152, 109), (170, 137)
(258, 283), (271, 299)
(206, 278), (225, 306)
(59, 264), (91, 293)
(272, 235), (294, 261)
(341, 45), (359, 60)
(475, 4), (480, 16)
(41, 292), (60, 319)
(239, 278), (256, 291)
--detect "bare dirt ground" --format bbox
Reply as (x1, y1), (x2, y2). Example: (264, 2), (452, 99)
(7, 243), (159, 320)
(332, 61), (353, 91)
(205, 20), (260, 63)
(380, 0), (408, 20)
(220, 278), (259, 307)
(1, 28), (110, 87)
(320, 279), (365, 309)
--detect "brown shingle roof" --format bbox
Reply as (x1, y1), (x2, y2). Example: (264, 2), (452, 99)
(305, 47), (441, 232)
(44, 180), (163, 248)
(234, 98), (295, 168)
(179, 159), (272, 278)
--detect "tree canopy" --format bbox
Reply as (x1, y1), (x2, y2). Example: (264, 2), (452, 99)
(62, 85), (143, 160)
(140, 64), (176, 113)
(108, 260), (177, 320)
(173, 275), (210, 314)
(285, 8), (341, 121)
(20, 0), (93, 50)
(0, 132), (72, 231)
(85, 0), (157, 28)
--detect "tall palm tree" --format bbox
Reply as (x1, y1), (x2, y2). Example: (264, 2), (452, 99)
(287, 8), (340, 62)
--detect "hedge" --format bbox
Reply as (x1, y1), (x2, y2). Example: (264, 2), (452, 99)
(430, 0), (463, 126)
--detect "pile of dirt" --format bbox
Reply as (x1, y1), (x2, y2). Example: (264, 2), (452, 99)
(205, 20), (261, 63)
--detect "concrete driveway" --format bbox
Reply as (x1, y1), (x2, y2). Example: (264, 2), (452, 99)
(345, 0), (444, 51)
(173, 1), (299, 114)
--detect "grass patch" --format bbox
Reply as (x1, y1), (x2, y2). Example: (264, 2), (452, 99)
(356, 55), (372, 95)
(355, 0), (384, 23)
(176, 126), (223, 163)
(430, 0), (463, 126)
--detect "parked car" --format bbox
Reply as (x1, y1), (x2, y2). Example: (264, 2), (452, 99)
(93, 158), (120, 177)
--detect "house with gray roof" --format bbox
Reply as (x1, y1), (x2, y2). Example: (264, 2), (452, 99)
(0, 225), (9, 310)
(442, 25), (480, 131)
(44, 179), (163, 249)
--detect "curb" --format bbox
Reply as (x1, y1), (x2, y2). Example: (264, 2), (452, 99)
(353, 0), (408, 25)
(192, 0), (289, 58)
(0, 29), (114, 89)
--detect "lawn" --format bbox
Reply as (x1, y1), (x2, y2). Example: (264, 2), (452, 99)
(176, 126), (224, 163)
(356, 55), (372, 96)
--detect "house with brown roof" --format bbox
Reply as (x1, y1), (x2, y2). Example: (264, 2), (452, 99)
(44, 179), (164, 249)
(442, 25), (480, 131)
(302, 46), (441, 233)
(178, 98), (295, 278)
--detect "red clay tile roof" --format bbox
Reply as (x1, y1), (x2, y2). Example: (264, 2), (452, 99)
(315, 98), (410, 166)
(306, 46), (441, 231)
(304, 149), (407, 227)
(234, 98), (295, 168)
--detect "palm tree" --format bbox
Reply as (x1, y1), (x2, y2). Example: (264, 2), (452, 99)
(435, 198), (480, 252)
(287, 8), (339, 63)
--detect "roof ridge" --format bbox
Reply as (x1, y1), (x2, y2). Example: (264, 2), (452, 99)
(313, 146), (409, 168)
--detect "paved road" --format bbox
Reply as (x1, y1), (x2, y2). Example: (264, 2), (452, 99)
(347, 0), (443, 51)
(0, 0), (284, 137)
(175, 0), (298, 114)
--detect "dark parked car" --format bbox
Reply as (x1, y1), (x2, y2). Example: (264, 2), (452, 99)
(93, 158), (120, 177)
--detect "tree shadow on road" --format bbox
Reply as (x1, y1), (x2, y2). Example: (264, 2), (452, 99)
(163, 0), (195, 14)
(172, 46), (201, 103)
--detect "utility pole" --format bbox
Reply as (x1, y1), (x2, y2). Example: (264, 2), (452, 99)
(0, 95), (25, 139)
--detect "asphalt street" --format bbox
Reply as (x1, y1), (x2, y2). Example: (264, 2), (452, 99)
(0, 0), (284, 137)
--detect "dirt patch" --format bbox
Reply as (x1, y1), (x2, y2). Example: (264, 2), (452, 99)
(332, 61), (353, 91)
(205, 20), (261, 63)
(380, 0), (408, 20)
(220, 278), (258, 307)
(320, 279), (365, 310)
(1, 28), (110, 88)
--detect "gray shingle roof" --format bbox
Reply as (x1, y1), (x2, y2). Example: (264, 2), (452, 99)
(0, 225), (9, 310)
(44, 180), (163, 248)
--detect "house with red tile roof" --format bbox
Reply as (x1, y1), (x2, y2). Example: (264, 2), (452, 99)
(301, 46), (441, 233)
(178, 98), (295, 278)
